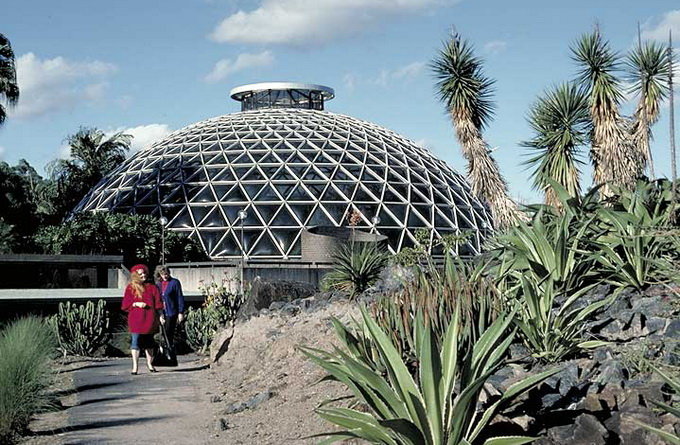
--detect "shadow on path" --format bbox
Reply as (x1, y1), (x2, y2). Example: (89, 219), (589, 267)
(30, 415), (171, 436)
(54, 381), (123, 397)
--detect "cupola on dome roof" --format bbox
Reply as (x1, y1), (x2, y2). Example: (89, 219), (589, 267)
(75, 82), (492, 260)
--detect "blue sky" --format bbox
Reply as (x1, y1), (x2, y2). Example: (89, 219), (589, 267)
(1, 0), (679, 202)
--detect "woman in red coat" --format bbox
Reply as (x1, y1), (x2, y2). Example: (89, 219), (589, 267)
(122, 264), (165, 374)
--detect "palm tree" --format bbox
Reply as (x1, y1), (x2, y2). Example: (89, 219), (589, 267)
(571, 30), (636, 196)
(50, 127), (132, 217)
(523, 83), (591, 207)
(624, 40), (671, 178)
(431, 33), (521, 229)
(0, 33), (19, 126)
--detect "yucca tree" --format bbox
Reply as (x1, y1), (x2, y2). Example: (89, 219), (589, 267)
(0, 33), (19, 126)
(625, 41), (671, 178)
(572, 30), (636, 196)
(432, 33), (521, 229)
(523, 83), (591, 206)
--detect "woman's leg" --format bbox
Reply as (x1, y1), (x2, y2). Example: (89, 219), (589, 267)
(130, 333), (140, 373)
(144, 348), (156, 371)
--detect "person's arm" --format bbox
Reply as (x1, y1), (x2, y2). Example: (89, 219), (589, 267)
(152, 285), (166, 323)
(176, 279), (185, 315)
(121, 287), (133, 311)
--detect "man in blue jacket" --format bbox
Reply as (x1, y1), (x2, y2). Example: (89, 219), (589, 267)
(155, 265), (185, 348)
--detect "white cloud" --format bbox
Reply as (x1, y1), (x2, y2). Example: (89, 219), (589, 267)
(483, 40), (507, 55)
(210, 0), (453, 46)
(204, 51), (274, 83)
(0, 146), (5, 160)
(10, 53), (117, 119)
(374, 61), (425, 87)
(343, 73), (358, 91)
(116, 124), (173, 152)
(641, 10), (680, 42)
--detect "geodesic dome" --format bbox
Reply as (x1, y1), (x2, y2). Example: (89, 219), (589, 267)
(75, 82), (492, 260)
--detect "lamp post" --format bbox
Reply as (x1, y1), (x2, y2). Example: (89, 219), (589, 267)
(238, 209), (247, 295)
(371, 215), (380, 235)
(159, 216), (168, 265)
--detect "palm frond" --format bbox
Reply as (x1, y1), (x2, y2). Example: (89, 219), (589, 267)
(431, 33), (495, 131)
(522, 82), (590, 206)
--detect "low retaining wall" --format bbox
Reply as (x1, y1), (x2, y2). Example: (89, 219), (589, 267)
(166, 260), (334, 292)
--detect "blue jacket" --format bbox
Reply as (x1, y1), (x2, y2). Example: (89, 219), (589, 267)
(156, 278), (185, 317)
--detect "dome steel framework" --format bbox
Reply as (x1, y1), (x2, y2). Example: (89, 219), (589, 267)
(75, 83), (492, 260)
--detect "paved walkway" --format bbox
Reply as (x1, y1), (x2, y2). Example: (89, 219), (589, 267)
(53, 356), (212, 444)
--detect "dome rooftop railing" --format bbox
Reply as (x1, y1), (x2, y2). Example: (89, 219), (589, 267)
(229, 82), (335, 112)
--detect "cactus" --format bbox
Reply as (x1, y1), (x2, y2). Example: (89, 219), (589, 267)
(50, 300), (111, 357)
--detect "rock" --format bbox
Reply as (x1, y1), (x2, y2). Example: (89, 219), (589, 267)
(210, 395), (222, 403)
(210, 325), (234, 363)
(558, 362), (580, 396)
(245, 390), (274, 409)
(280, 303), (300, 317)
(597, 359), (625, 387)
(546, 414), (607, 444)
(664, 319), (680, 339)
(223, 390), (275, 415)
(237, 277), (317, 319)
(217, 418), (230, 430)
(269, 301), (285, 311)
(646, 317), (666, 334)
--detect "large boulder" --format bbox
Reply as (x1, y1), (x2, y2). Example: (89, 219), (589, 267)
(237, 277), (317, 320)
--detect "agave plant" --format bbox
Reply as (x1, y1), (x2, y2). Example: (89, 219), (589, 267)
(302, 307), (558, 444)
(592, 192), (677, 290)
(572, 29), (636, 195)
(492, 205), (614, 361)
(322, 241), (389, 299)
(624, 41), (671, 177)
(522, 83), (591, 207)
(431, 33), (521, 229)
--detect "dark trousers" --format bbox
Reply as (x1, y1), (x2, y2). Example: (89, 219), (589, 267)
(164, 315), (178, 348)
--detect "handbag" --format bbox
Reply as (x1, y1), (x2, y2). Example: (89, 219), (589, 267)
(153, 322), (178, 367)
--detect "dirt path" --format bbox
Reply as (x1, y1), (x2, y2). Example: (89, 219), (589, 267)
(30, 356), (213, 445)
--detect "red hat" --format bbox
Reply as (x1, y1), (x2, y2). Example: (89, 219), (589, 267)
(130, 264), (149, 275)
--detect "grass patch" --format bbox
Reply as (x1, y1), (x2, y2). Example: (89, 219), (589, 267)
(0, 316), (57, 443)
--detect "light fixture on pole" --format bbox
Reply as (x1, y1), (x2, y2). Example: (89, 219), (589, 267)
(371, 215), (380, 234)
(159, 216), (168, 265)
(238, 209), (248, 295)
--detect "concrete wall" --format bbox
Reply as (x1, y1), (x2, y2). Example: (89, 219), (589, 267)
(165, 261), (333, 292)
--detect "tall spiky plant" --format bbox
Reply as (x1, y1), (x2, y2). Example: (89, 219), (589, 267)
(0, 34), (20, 126)
(625, 40), (671, 178)
(522, 82), (591, 206)
(572, 30), (636, 196)
(432, 33), (521, 229)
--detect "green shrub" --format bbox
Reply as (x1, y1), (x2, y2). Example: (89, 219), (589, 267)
(50, 300), (111, 357)
(302, 307), (558, 444)
(371, 255), (501, 368)
(322, 241), (388, 298)
(0, 317), (56, 443)
(183, 276), (245, 354)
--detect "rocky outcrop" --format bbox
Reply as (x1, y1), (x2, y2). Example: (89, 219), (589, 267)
(236, 277), (317, 320)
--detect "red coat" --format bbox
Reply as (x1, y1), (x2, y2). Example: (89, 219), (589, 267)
(122, 283), (164, 334)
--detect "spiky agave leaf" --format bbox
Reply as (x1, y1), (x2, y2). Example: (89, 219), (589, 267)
(431, 33), (522, 229)
(625, 41), (671, 177)
(572, 30), (636, 195)
(523, 82), (591, 206)
(0, 33), (20, 126)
